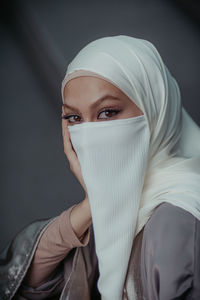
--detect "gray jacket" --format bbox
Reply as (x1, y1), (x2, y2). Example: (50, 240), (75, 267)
(0, 217), (101, 300)
(0, 202), (199, 300)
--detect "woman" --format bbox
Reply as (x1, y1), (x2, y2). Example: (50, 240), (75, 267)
(0, 35), (200, 300)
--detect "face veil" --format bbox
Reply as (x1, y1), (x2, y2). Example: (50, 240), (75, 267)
(67, 115), (150, 299)
(61, 35), (200, 300)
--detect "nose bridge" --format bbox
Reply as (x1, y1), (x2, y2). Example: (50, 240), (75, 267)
(81, 112), (98, 123)
(83, 116), (93, 123)
(74, 103), (96, 123)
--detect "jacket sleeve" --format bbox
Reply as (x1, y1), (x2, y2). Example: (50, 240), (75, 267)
(0, 205), (91, 300)
(0, 217), (55, 300)
(22, 204), (90, 288)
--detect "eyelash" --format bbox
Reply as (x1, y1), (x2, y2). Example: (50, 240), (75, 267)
(62, 107), (122, 123)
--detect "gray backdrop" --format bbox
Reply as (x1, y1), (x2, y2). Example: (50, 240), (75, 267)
(0, 0), (200, 251)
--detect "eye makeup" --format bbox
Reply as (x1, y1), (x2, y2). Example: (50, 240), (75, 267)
(62, 106), (123, 124)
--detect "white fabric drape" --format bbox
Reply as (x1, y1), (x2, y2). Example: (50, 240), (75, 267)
(61, 35), (200, 299)
(67, 115), (150, 300)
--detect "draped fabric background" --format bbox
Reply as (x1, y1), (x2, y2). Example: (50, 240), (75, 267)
(1, 0), (200, 251)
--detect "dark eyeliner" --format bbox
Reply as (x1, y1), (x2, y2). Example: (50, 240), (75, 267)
(97, 108), (121, 118)
(62, 114), (74, 120)
(62, 107), (122, 122)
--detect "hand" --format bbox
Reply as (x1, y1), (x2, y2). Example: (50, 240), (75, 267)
(62, 107), (88, 198)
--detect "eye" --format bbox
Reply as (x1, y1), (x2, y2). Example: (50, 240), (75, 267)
(61, 108), (122, 124)
(62, 114), (81, 123)
(98, 109), (121, 119)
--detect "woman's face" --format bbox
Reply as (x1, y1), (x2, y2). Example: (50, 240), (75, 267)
(62, 76), (143, 125)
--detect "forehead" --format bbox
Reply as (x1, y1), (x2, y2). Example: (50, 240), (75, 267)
(62, 75), (144, 117)
(64, 76), (122, 95)
(63, 76), (131, 106)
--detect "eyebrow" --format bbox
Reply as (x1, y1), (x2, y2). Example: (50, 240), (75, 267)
(63, 94), (122, 112)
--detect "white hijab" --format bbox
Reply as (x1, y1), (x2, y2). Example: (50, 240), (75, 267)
(61, 35), (200, 299)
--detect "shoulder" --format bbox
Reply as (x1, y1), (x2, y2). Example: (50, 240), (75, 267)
(141, 202), (199, 298)
(144, 201), (197, 240)
(142, 202), (197, 261)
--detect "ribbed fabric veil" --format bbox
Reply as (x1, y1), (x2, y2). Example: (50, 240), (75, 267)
(67, 115), (150, 300)
(61, 35), (200, 300)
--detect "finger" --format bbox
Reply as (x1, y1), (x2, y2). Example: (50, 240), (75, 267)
(61, 106), (66, 139)
(61, 106), (69, 143)
(62, 118), (77, 162)
(61, 106), (77, 157)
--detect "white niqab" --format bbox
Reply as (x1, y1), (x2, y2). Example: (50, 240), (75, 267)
(61, 35), (200, 300)
(67, 115), (150, 299)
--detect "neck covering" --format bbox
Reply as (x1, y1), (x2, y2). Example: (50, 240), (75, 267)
(61, 35), (200, 300)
